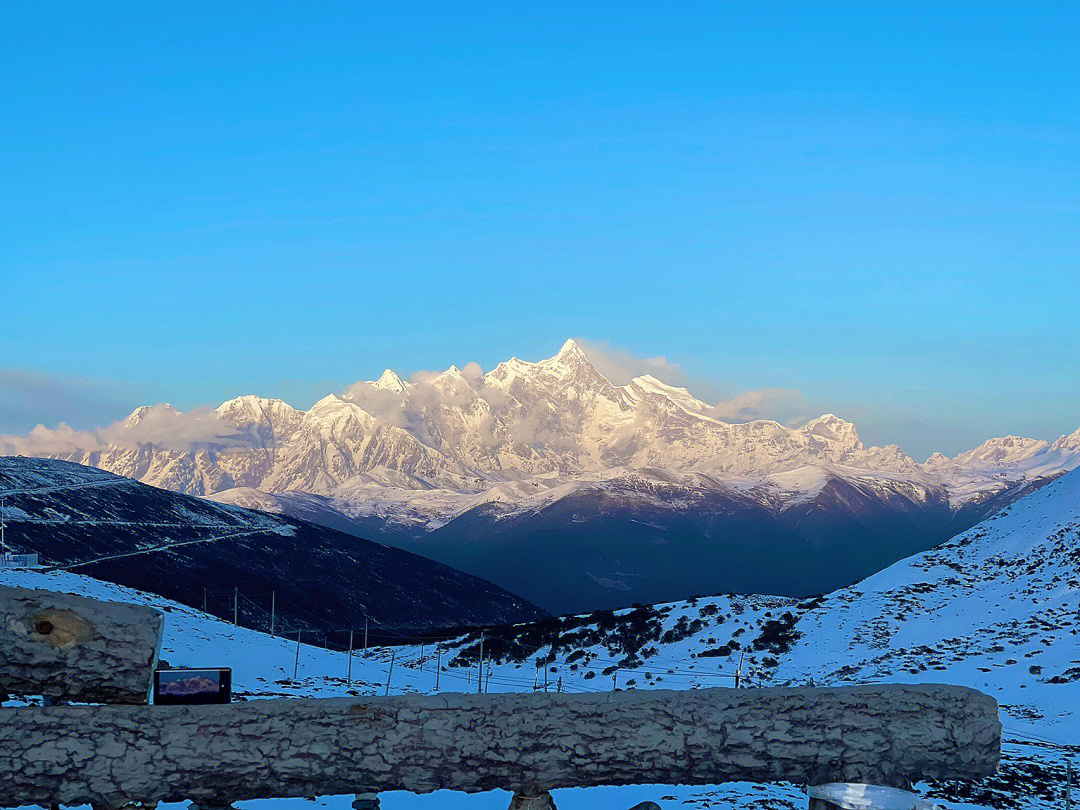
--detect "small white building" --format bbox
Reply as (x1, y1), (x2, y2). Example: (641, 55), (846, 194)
(0, 551), (40, 569)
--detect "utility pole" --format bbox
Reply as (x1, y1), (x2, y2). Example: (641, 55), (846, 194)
(420, 644), (424, 672)
(435, 645), (441, 692)
(270, 591), (275, 638)
(612, 670), (618, 691)
(735, 651), (744, 690)
(385, 651), (395, 696)
(233, 587), (238, 626)
(485, 662), (491, 694)
(477, 631), (484, 694)
(203, 587), (207, 613)
(347, 629), (354, 684)
(363, 617), (369, 655)
(293, 630), (302, 680)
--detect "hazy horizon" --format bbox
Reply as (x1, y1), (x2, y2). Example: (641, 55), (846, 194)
(2, 336), (1078, 462)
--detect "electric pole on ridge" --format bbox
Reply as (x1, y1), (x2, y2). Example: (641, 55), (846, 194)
(477, 630), (485, 694)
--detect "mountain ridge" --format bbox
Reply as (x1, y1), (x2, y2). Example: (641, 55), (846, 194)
(4, 340), (1078, 612)
(4, 339), (1077, 508)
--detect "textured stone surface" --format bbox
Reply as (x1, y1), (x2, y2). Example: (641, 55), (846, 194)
(0, 684), (998, 808)
(0, 584), (162, 704)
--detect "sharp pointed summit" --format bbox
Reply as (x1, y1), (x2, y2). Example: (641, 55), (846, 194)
(535, 338), (594, 372)
(536, 338), (611, 386)
(556, 337), (587, 360)
(374, 368), (408, 393)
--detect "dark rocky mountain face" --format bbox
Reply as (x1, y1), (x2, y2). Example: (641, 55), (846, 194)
(0, 458), (544, 639)
(261, 473), (1056, 616)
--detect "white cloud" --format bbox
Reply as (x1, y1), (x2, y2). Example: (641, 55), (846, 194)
(100, 404), (248, 451)
(709, 388), (806, 423)
(460, 361), (484, 386)
(0, 422), (103, 457)
(0, 403), (253, 457)
(576, 339), (685, 386)
(576, 339), (807, 424)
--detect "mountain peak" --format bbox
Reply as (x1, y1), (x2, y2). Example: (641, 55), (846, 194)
(953, 435), (1049, 467)
(374, 368), (408, 393)
(1052, 426), (1080, 453)
(802, 414), (862, 450)
(628, 375), (711, 414)
(217, 394), (274, 411)
(540, 338), (596, 374)
(307, 394), (373, 424)
(430, 365), (471, 389)
(215, 396), (300, 426)
(123, 403), (177, 428)
(631, 374), (684, 393)
(556, 338), (586, 360)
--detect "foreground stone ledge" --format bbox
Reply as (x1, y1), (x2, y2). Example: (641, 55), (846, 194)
(0, 584), (162, 705)
(0, 684), (999, 808)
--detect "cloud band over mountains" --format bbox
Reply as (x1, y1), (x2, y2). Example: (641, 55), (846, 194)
(1, 341), (811, 458)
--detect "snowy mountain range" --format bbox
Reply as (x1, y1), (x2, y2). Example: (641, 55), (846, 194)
(5, 465), (1078, 809)
(7, 339), (1078, 502)
(4, 339), (1079, 612)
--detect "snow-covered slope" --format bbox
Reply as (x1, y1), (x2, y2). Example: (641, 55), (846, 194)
(424, 468), (1080, 736)
(428, 469), (1080, 807)
(4, 468), (1078, 809)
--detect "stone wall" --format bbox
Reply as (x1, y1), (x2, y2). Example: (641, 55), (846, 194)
(0, 684), (1000, 808)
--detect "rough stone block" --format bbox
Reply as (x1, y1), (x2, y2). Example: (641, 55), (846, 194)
(0, 584), (162, 705)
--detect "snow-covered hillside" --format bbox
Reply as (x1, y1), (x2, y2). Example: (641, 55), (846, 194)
(4, 468), (1078, 809)
(429, 468), (1080, 745)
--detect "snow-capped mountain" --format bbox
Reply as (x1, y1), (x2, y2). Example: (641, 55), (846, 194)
(4, 339), (1079, 612)
(7, 339), (1077, 503)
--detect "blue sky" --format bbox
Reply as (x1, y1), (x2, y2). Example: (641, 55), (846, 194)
(1, 2), (1078, 458)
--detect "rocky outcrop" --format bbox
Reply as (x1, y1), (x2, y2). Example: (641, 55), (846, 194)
(0, 584), (161, 704)
(0, 685), (999, 808)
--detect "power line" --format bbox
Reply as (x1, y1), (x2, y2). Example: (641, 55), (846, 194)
(1002, 726), (1078, 750)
